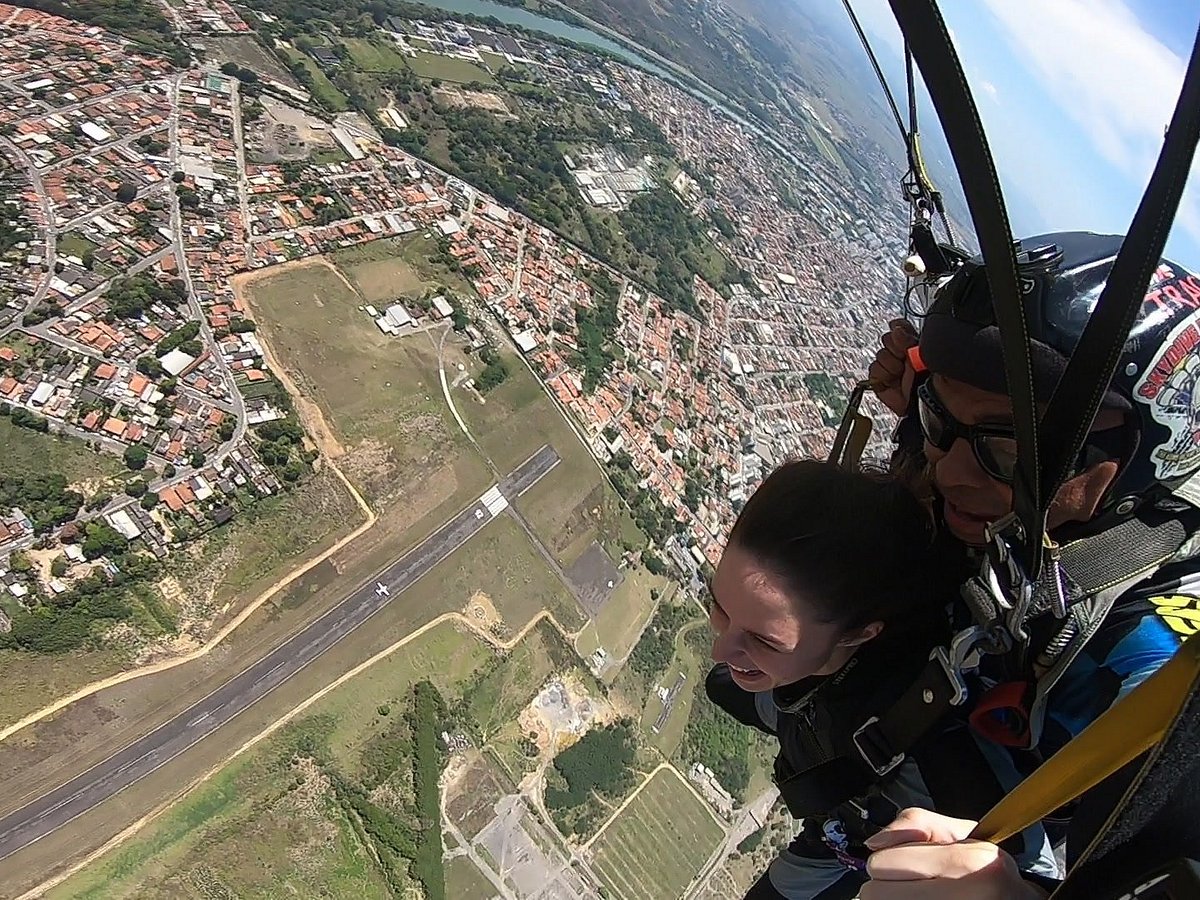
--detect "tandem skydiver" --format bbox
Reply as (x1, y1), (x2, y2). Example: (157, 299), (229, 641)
(708, 233), (1200, 898)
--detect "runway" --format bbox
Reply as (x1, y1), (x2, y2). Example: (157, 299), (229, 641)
(0, 444), (560, 862)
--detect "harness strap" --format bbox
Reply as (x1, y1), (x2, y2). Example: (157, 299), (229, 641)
(775, 650), (971, 819)
(971, 630), (1200, 846)
(888, 0), (1043, 576)
(1037, 22), (1200, 507)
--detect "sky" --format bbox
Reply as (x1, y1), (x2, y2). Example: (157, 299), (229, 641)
(828, 0), (1200, 265)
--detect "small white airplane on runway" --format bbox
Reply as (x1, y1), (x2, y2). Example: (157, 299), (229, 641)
(375, 582), (390, 597)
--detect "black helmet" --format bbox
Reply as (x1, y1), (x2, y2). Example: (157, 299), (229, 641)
(918, 231), (1200, 510)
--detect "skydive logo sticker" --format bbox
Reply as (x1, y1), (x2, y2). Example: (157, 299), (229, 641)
(1135, 310), (1200, 480)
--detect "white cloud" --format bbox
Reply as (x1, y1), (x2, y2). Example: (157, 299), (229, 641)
(978, 79), (999, 101)
(980, 0), (1200, 245)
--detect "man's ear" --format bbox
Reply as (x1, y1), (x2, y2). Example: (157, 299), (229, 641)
(838, 620), (884, 648)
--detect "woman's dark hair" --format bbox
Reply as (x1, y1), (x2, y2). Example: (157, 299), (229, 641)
(728, 459), (961, 633)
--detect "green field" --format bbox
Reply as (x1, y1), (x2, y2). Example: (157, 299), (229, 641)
(591, 768), (723, 900)
(56, 232), (99, 260)
(641, 621), (705, 758)
(466, 621), (566, 741)
(282, 47), (347, 111)
(48, 620), (490, 899)
(242, 261), (474, 507)
(331, 233), (476, 299)
(343, 36), (410, 73)
(471, 358), (643, 567)
(801, 115), (847, 176)
(405, 50), (496, 85)
(478, 50), (509, 71)
(197, 465), (364, 609)
(434, 513), (583, 633)
(575, 567), (667, 673)
(0, 417), (125, 488)
(445, 854), (496, 899)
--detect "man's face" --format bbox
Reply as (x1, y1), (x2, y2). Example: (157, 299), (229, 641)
(924, 375), (1125, 545)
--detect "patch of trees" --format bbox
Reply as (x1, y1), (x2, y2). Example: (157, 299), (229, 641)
(381, 126), (428, 153)
(322, 679), (447, 900)
(606, 450), (676, 546)
(682, 682), (756, 800)
(618, 187), (730, 316)
(544, 720), (637, 836)
(409, 680), (446, 900)
(641, 550), (668, 576)
(104, 274), (187, 322)
(135, 134), (168, 156)
(573, 293), (619, 393)
(0, 473), (83, 533)
(708, 205), (738, 240)
(155, 321), (201, 358)
(123, 444), (148, 470)
(0, 535), (165, 654)
(476, 347), (509, 393)
(628, 601), (695, 680)
(254, 416), (307, 482)
(4, 405), (49, 433)
(219, 60), (259, 83)
(803, 372), (848, 428)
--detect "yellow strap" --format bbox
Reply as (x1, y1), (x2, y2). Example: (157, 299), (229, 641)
(972, 630), (1200, 844)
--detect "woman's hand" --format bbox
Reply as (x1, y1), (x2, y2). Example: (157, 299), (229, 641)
(860, 808), (1048, 900)
(868, 319), (919, 416)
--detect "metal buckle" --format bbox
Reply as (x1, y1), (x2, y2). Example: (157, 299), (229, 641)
(851, 717), (905, 776)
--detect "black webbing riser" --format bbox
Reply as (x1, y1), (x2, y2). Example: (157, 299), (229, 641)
(887, 0), (1045, 575)
(1039, 25), (1200, 504)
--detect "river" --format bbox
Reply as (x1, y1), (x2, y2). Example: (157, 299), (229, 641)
(410, 0), (765, 133)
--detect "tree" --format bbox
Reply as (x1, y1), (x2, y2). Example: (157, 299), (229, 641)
(82, 521), (127, 560)
(123, 444), (148, 470)
(50, 555), (69, 577)
(81, 248), (95, 269)
(171, 170), (186, 183)
(124, 478), (147, 497)
(115, 181), (137, 203)
(163, 463), (176, 479)
(189, 450), (205, 468)
(220, 60), (240, 76)
(140, 492), (159, 510)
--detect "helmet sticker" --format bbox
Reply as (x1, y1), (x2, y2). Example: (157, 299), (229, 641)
(1135, 310), (1200, 480)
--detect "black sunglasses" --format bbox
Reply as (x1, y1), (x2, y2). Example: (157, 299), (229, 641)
(917, 380), (1128, 485)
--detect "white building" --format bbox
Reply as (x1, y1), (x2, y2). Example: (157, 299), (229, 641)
(80, 121), (112, 143)
(431, 295), (453, 319)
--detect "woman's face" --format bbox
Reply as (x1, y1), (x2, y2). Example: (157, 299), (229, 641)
(708, 542), (851, 691)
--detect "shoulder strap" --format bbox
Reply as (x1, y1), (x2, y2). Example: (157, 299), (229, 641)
(1038, 24), (1200, 506)
(888, 0), (1044, 575)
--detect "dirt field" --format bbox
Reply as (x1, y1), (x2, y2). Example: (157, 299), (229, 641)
(44, 621), (488, 900)
(237, 258), (480, 510)
(207, 35), (298, 87)
(341, 256), (427, 304)
(590, 768), (723, 900)
(445, 752), (511, 841)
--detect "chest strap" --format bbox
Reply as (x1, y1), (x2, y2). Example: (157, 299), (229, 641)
(775, 628), (984, 819)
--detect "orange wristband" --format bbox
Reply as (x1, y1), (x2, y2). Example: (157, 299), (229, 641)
(907, 345), (927, 373)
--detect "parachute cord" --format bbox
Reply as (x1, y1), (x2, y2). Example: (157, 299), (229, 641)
(841, 0), (911, 158)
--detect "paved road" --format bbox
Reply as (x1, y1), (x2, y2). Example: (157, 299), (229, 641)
(0, 444), (561, 862)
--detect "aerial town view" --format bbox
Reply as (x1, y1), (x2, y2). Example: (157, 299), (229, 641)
(0, 0), (930, 897)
